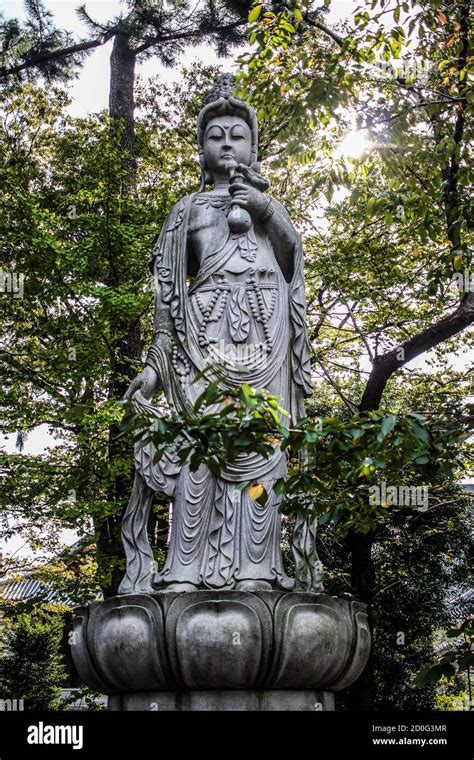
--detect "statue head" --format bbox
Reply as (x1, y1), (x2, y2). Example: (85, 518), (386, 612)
(197, 73), (259, 190)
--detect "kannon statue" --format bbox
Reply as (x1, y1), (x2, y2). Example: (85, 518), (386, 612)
(119, 73), (323, 595)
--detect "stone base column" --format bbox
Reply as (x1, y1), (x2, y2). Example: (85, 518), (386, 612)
(108, 690), (335, 711)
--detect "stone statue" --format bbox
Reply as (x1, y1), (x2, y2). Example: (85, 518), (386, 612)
(119, 73), (322, 595)
(71, 75), (370, 710)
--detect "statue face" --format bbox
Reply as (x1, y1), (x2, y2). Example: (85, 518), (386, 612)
(203, 115), (252, 180)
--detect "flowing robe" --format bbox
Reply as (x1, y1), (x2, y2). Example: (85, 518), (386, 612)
(120, 191), (313, 593)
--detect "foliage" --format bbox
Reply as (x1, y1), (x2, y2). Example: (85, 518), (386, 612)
(318, 482), (472, 710)
(0, 0), (252, 82)
(123, 374), (472, 536)
(237, 0), (473, 412)
(0, 612), (67, 710)
(60, 685), (106, 712)
(371, 488), (472, 709)
(0, 1), (81, 82)
(415, 615), (474, 687)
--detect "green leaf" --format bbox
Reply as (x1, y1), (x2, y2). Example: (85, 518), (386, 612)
(377, 415), (397, 442)
(410, 422), (429, 443)
(234, 480), (250, 491)
(414, 663), (451, 687)
(248, 4), (262, 23)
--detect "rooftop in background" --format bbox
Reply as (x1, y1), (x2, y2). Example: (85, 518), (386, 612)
(0, 575), (102, 606)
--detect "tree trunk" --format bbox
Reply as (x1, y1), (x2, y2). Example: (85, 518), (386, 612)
(345, 529), (376, 709)
(109, 32), (137, 191)
(96, 32), (142, 598)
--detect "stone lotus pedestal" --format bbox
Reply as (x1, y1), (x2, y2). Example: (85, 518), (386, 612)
(71, 590), (370, 711)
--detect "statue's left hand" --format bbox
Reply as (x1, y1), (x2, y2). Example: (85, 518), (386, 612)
(229, 181), (269, 222)
(124, 365), (161, 401)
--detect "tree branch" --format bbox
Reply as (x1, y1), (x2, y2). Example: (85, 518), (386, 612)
(303, 13), (345, 47)
(313, 355), (357, 412)
(0, 28), (118, 79)
(133, 19), (243, 54)
(359, 291), (474, 411)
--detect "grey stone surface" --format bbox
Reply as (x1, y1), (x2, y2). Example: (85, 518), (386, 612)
(71, 590), (370, 695)
(108, 690), (335, 711)
(119, 73), (323, 595)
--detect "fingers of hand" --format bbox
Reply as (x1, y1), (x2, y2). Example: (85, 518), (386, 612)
(124, 375), (141, 399)
(229, 182), (247, 193)
(123, 384), (135, 400)
(143, 379), (157, 399)
(231, 199), (249, 210)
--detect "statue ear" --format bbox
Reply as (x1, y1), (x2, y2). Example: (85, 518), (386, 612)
(198, 153), (213, 191)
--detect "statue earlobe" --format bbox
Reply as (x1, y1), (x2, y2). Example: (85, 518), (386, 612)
(198, 169), (213, 192)
(198, 154), (213, 191)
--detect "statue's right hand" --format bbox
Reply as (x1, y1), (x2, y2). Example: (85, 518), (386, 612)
(123, 365), (160, 401)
